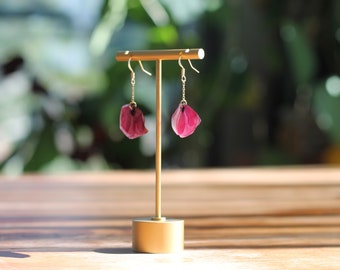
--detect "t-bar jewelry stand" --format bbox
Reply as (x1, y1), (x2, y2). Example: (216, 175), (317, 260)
(116, 48), (205, 253)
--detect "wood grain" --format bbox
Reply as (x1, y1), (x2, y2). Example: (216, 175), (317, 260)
(0, 166), (339, 269)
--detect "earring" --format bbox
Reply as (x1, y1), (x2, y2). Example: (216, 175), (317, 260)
(171, 56), (201, 138)
(120, 58), (151, 139)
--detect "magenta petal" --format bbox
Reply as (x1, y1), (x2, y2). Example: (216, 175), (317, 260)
(120, 104), (148, 139)
(171, 104), (201, 138)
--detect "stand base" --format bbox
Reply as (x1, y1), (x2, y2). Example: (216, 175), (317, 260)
(132, 217), (184, 253)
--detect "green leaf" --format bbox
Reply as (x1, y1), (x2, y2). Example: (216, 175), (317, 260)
(24, 124), (59, 172)
(149, 25), (178, 45)
(281, 21), (317, 84)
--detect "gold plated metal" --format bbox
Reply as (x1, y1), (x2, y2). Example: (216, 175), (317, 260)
(178, 56), (187, 104)
(133, 218), (184, 253)
(116, 48), (204, 253)
(138, 60), (152, 76)
(128, 58), (136, 105)
(116, 48), (204, 61)
(154, 59), (162, 221)
(127, 58), (151, 106)
(178, 56), (200, 74)
(178, 56), (200, 105)
(187, 59), (200, 73)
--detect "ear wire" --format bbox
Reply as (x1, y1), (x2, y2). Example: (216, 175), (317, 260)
(128, 58), (152, 107)
(138, 60), (152, 76)
(128, 57), (152, 76)
(178, 55), (200, 105)
(178, 55), (200, 73)
(188, 59), (200, 73)
(128, 58), (136, 106)
(128, 57), (134, 73)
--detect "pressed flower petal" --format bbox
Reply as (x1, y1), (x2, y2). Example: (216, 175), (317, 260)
(119, 104), (148, 139)
(171, 104), (201, 138)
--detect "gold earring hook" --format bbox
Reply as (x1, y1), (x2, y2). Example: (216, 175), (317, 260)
(128, 57), (152, 76)
(138, 60), (152, 76)
(128, 57), (136, 106)
(178, 55), (185, 70)
(128, 57), (135, 74)
(178, 56), (186, 81)
(188, 59), (200, 73)
(178, 55), (200, 73)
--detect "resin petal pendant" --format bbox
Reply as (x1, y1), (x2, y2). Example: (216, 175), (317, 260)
(120, 103), (148, 139)
(171, 103), (201, 138)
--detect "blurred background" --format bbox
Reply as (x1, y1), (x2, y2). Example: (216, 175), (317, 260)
(0, 0), (339, 175)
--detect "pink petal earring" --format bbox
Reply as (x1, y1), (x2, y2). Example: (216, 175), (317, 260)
(120, 58), (151, 139)
(171, 56), (201, 138)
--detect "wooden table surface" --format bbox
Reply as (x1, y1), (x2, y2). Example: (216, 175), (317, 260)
(0, 166), (340, 269)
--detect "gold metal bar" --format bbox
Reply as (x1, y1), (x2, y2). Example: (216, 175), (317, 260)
(154, 59), (162, 220)
(116, 48), (204, 62)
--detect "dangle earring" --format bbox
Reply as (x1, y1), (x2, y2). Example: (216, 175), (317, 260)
(171, 56), (201, 138)
(119, 58), (151, 139)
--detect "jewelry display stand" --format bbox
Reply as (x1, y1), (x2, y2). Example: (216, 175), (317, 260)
(116, 48), (205, 253)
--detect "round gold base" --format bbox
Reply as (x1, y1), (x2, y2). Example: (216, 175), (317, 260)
(132, 217), (184, 253)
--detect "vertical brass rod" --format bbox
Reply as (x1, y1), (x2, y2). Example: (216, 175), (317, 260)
(154, 59), (162, 220)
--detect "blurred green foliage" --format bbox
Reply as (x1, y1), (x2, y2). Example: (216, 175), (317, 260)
(0, 0), (339, 174)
